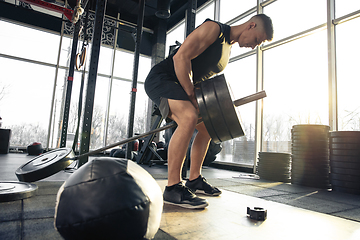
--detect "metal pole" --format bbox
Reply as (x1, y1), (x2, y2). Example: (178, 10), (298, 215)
(327, 0), (338, 131)
(254, 0), (264, 174)
(59, 20), (81, 148)
(126, 0), (146, 159)
(78, 0), (107, 167)
(182, 0), (197, 178)
(104, 13), (120, 147)
(47, 15), (65, 150)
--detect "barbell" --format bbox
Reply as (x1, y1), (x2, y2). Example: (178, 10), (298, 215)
(15, 74), (266, 182)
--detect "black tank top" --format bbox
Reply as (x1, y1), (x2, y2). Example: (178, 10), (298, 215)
(157, 19), (232, 85)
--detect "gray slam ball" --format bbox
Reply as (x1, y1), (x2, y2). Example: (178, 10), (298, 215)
(54, 157), (163, 240)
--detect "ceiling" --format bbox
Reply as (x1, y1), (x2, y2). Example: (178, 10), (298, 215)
(68, 0), (209, 31)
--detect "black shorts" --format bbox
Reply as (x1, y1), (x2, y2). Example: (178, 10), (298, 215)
(144, 64), (190, 118)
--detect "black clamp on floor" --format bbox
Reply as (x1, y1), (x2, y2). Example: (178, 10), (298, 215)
(247, 207), (267, 221)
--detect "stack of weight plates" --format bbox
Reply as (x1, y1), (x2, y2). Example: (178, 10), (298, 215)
(330, 131), (360, 194)
(256, 152), (291, 182)
(291, 124), (331, 189)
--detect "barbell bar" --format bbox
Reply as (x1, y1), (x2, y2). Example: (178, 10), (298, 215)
(74, 90), (266, 160)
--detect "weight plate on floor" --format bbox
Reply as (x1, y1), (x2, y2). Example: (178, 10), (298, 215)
(332, 185), (360, 195)
(291, 178), (330, 189)
(291, 149), (329, 156)
(15, 148), (75, 182)
(330, 155), (360, 163)
(330, 167), (360, 175)
(330, 161), (360, 169)
(330, 143), (359, 150)
(331, 179), (360, 189)
(330, 137), (360, 144)
(292, 124), (330, 130)
(291, 168), (330, 177)
(0, 182), (38, 202)
(257, 159), (291, 165)
(213, 74), (244, 140)
(292, 139), (328, 144)
(330, 173), (360, 182)
(291, 152), (329, 159)
(291, 133), (328, 138)
(331, 149), (360, 156)
(291, 143), (329, 150)
(257, 162), (290, 169)
(258, 152), (291, 157)
(329, 131), (360, 138)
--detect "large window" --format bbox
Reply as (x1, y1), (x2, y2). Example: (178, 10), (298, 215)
(0, 18), (151, 150)
(263, 31), (329, 153)
(335, 0), (360, 18)
(264, 0), (327, 43)
(220, 0), (255, 23)
(336, 17), (360, 130)
(220, 55), (257, 164)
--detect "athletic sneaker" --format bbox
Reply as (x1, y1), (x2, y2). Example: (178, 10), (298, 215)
(163, 182), (209, 209)
(185, 175), (222, 196)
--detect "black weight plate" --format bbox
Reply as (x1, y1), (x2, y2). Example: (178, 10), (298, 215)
(291, 160), (330, 167)
(331, 149), (360, 156)
(330, 155), (360, 163)
(0, 182), (38, 202)
(257, 172), (291, 179)
(330, 137), (360, 144)
(257, 158), (290, 164)
(291, 173), (330, 180)
(329, 131), (360, 138)
(15, 148), (75, 182)
(258, 154), (291, 159)
(330, 167), (360, 175)
(292, 124), (330, 130)
(213, 74), (244, 140)
(195, 85), (219, 142)
(291, 153), (329, 160)
(257, 165), (291, 172)
(201, 77), (232, 142)
(291, 143), (329, 150)
(291, 164), (330, 172)
(258, 152), (291, 157)
(330, 161), (360, 169)
(330, 143), (360, 150)
(257, 164), (290, 172)
(291, 132), (329, 138)
(258, 175), (291, 182)
(332, 185), (360, 195)
(257, 158), (291, 165)
(330, 173), (360, 182)
(291, 149), (329, 156)
(291, 173), (330, 181)
(291, 157), (330, 165)
(330, 179), (360, 189)
(292, 139), (328, 144)
(291, 178), (331, 189)
(257, 168), (290, 175)
(257, 163), (290, 169)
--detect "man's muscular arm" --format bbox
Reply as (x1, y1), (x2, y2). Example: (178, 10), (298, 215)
(172, 21), (220, 109)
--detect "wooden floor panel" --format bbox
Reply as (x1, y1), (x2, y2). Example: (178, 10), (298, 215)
(157, 180), (360, 240)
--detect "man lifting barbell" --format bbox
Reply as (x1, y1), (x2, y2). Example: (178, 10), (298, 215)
(145, 14), (274, 209)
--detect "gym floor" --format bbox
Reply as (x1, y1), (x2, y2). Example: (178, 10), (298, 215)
(1, 153), (360, 239)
